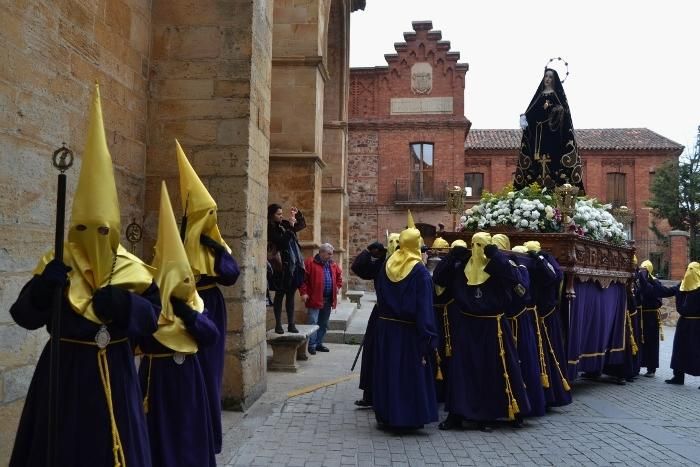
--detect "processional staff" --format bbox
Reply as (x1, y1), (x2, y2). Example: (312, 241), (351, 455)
(48, 144), (74, 466)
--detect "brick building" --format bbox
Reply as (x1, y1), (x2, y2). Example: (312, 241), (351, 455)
(348, 21), (684, 288)
(348, 20), (470, 278)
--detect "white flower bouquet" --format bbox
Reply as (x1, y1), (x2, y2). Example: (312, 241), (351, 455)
(461, 183), (626, 245)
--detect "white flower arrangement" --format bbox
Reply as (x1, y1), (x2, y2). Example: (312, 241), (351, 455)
(461, 183), (626, 245)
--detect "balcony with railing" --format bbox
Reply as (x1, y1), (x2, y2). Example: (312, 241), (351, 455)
(393, 179), (448, 206)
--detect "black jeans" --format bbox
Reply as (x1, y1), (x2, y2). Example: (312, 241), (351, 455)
(273, 287), (297, 327)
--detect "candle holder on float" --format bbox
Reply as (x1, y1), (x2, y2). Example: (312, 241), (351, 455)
(446, 186), (466, 232)
(554, 183), (579, 232)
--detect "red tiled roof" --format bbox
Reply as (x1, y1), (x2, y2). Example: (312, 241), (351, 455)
(464, 128), (684, 152)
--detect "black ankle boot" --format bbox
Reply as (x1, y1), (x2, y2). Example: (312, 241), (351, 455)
(438, 414), (462, 431)
(274, 324), (284, 334)
(288, 323), (299, 333)
(665, 377), (684, 385)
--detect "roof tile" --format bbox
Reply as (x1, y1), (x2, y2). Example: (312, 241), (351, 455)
(464, 128), (684, 151)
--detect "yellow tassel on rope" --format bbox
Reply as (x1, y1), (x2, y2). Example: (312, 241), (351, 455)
(562, 378), (571, 392)
(434, 349), (444, 381)
(442, 301), (453, 357)
(97, 348), (127, 467)
(658, 311), (665, 341)
(627, 311), (638, 356)
(541, 373), (550, 388)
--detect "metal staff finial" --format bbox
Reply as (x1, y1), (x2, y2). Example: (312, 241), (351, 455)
(52, 143), (74, 173)
(126, 218), (144, 254)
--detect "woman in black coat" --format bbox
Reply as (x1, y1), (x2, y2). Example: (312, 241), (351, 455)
(267, 203), (306, 334)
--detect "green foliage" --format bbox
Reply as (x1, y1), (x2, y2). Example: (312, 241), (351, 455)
(647, 136), (700, 258)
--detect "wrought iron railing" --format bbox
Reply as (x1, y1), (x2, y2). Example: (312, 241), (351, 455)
(394, 179), (448, 204)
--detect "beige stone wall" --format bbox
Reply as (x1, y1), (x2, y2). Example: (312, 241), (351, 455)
(0, 0), (356, 459)
(146, 0), (273, 409)
(0, 1), (151, 459)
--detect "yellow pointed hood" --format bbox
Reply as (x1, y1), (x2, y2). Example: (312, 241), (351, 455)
(68, 82), (121, 288)
(35, 83), (154, 323)
(432, 237), (450, 249)
(387, 233), (400, 256)
(385, 211), (423, 282)
(640, 260), (655, 280)
(152, 182), (205, 353)
(450, 239), (467, 249)
(512, 245), (528, 254)
(465, 232), (491, 285)
(680, 262), (700, 292)
(492, 234), (511, 251)
(524, 240), (541, 253)
(176, 140), (231, 277)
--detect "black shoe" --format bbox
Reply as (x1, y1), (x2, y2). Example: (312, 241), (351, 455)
(354, 399), (372, 407)
(511, 416), (525, 428)
(477, 422), (493, 433)
(316, 345), (330, 352)
(274, 325), (284, 334)
(438, 414), (462, 431)
(308, 347), (316, 355)
(665, 377), (684, 385)
(644, 370), (656, 378)
(288, 324), (299, 333)
(614, 377), (626, 386)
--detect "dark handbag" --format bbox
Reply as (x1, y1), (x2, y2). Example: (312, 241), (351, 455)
(267, 243), (283, 273)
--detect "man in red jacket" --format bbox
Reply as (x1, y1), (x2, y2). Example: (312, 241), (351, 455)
(300, 243), (343, 354)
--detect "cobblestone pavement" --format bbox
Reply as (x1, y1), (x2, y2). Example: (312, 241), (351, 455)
(218, 326), (700, 466)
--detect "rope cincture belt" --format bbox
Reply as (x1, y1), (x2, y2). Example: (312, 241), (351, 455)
(626, 310), (639, 356)
(141, 352), (190, 414)
(196, 283), (217, 291)
(460, 310), (519, 420)
(537, 307), (571, 392)
(434, 299), (454, 357)
(60, 337), (129, 467)
(377, 315), (443, 381)
(378, 316), (415, 325)
(642, 308), (664, 341)
(522, 306), (549, 388)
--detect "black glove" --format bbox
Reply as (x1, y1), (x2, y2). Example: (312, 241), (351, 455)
(171, 297), (198, 326)
(92, 285), (131, 325)
(30, 259), (72, 309)
(484, 244), (498, 259)
(451, 246), (470, 263)
(367, 241), (385, 252)
(200, 234), (226, 254)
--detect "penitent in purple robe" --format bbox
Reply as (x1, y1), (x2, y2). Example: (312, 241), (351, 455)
(350, 249), (385, 402)
(527, 252), (572, 408)
(371, 264), (439, 428)
(638, 270), (675, 372)
(433, 250), (531, 422)
(505, 256), (546, 417)
(10, 278), (160, 467)
(138, 310), (219, 467)
(196, 250), (240, 454)
(671, 287), (700, 376)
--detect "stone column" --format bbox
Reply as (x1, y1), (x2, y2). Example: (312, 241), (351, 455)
(269, 0), (330, 323)
(669, 230), (690, 280)
(321, 0), (351, 284)
(147, 0), (273, 409)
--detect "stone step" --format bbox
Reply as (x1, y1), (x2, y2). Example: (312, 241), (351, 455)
(327, 300), (356, 331)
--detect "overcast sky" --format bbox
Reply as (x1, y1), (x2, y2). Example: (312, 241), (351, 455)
(350, 0), (700, 155)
